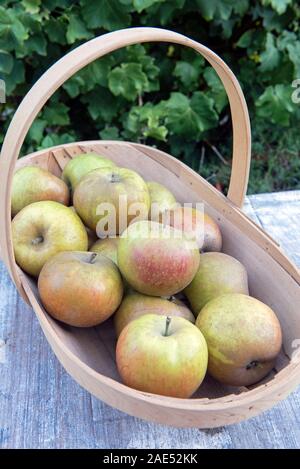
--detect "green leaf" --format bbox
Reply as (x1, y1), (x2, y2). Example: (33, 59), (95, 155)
(40, 132), (76, 149)
(43, 102), (70, 126)
(66, 14), (92, 44)
(256, 84), (295, 126)
(195, 0), (234, 21)
(173, 61), (199, 87)
(28, 118), (47, 143)
(63, 75), (85, 98)
(259, 33), (280, 72)
(5, 59), (25, 94)
(163, 91), (218, 138)
(0, 50), (13, 73)
(133, 0), (162, 13)
(236, 30), (255, 48)
(286, 42), (300, 77)
(99, 126), (121, 140)
(82, 87), (121, 122)
(190, 91), (219, 131)
(45, 18), (67, 44)
(81, 0), (131, 30)
(261, 0), (292, 15)
(24, 33), (47, 56)
(21, 0), (41, 14)
(203, 67), (228, 113)
(108, 63), (148, 101)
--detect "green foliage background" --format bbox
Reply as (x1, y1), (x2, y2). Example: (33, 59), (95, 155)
(1, 0), (300, 194)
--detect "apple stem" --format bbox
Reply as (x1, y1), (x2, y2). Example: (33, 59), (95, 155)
(246, 360), (259, 370)
(164, 316), (171, 337)
(110, 172), (121, 183)
(31, 236), (43, 245)
(89, 252), (98, 264)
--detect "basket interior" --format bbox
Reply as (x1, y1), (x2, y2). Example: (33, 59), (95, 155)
(16, 141), (300, 401)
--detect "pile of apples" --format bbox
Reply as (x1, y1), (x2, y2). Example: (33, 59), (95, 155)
(11, 152), (282, 398)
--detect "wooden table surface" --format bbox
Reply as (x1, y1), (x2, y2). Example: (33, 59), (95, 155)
(0, 190), (300, 449)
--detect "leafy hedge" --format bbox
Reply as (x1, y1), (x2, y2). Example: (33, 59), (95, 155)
(1, 0), (300, 194)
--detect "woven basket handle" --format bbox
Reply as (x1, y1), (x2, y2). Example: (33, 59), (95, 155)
(0, 27), (251, 297)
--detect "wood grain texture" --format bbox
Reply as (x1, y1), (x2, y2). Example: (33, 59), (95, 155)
(0, 191), (299, 448)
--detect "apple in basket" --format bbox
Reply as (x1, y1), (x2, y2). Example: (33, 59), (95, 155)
(89, 237), (120, 265)
(163, 206), (222, 252)
(38, 251), (123, 327)
(196, 293), (282, 386)
(11, 166), (70, 217)
(117, 220), (200, 297)
(146, 181), (176, 221)
(116, 314), (208, 398)
(12, 201), (88, 277)
(114, 291), (195, 337)
(184, 252), (249, 315)
(73, 167), (150, 237)
(62, 153), (117, 194)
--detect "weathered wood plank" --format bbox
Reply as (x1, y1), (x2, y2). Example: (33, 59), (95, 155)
(0, 191), (300, 449)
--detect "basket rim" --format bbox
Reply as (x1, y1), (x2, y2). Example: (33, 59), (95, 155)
(15, 140), (300, 414)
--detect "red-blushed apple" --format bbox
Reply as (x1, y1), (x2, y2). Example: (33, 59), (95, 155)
(12, 201), (88, 277)
(38, 251), (123, 327)
(12, 166), (70, 216)
(116, 314), (208, 398)
(163, 206), (222, 252)
(114, 291), (195, 337)
(117, 220), (200, 296)
(90, 237), (120, 264)
(73, 167), (150, 236)
(184, 252), (249, 315)
(196, 293), (282, 386)
(62, 153), (116, 194)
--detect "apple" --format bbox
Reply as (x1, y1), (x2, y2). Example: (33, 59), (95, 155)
(89, 237), (120, 264)
(69, 206), (98, 249)
(163, 206), (222, 252)
(62, 153), (117, 194)
(11, 166), (69, 217)
(114, 291), (195, 337)
(196, 293), (282, 386)
(38, 251), (123, 327)
(184, 252), (249, 315)
(117, 220), (200, 296)
(116, 314), (208, 397)
(147, 181), (176, 221)
(12, 201), (88, 277)
(73, 167), (150, 236)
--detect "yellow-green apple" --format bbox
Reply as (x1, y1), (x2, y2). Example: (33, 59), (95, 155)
(116, 314), (208, 397)
(11, 166), (69, 217)
(62, 153), (116, 194)
(38, 251), (123, 327)
(90, 237), (120, 264)
(163, 206), (222, 252)
(114, 291), (195, 337)
(184, 252), (249, 315)
(196, 293), (282, 386)
(118, 220), (200, 296)
(69, 206), (97, 249)
(12, 201), (88, 276)
(73, 167), (150, 236)
(147, 181), (176, 221)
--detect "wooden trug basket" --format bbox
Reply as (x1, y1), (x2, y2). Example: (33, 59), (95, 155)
(1, 28), (300, 428)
